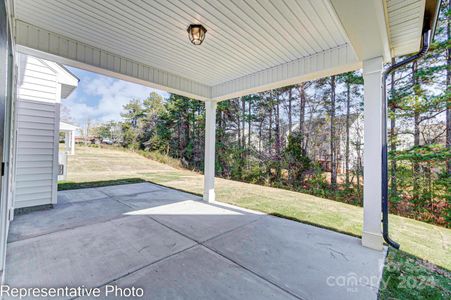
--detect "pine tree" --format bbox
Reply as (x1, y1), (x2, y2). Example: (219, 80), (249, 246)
(330, 75), (337, 190)
(337, 72), (363, 187)
(447, 0), (451, 175)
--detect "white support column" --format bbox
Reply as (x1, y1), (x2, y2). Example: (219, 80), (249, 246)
(203, 100), (217, 202)
(70, 131), (75, 155)
(64, 132), (70, 154)
(362, 56), (384, 250)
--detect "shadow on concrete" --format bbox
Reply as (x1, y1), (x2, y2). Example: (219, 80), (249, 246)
(58, 177), (146, 191)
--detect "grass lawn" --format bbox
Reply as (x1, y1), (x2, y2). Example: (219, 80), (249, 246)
(60, 146), (450, 297)
(380, 250), (450, 299)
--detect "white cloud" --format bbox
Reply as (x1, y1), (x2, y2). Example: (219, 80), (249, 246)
(62, 75), (168, 127)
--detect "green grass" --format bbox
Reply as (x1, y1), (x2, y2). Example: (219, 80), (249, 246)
(58, 178), (145, 191)
(138, 172), (184, 183)
(61, 146), (451, 273)
(380, 250), (451, 299)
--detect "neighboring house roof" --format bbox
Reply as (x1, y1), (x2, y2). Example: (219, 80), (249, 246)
(44, 60), (79, 99)
(18, 53), (79, 100)
(59, 121), (79, 132)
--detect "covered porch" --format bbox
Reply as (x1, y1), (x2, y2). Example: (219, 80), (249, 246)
(6, 182), (385, 299)
(6, 0), (440, 252)
(0, 0), (443, 296)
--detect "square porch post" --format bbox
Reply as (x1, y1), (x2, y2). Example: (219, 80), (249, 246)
(203, 100), (217, 202)
(64, 132), (70, 154)
(70, 131), (75, 155)
(362, 56), (384, 250)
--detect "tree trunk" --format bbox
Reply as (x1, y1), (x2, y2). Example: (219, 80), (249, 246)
(390, 58), (398, 196)
(268, 99), (273, 156)
(237, 100), (241, 149)
(241, 97), (246, 156)
(258, 120), (262, 154)
(235, 99), (242, 178)
(288, 88), (292, 135)
(330, 76), (337, 190)
(275, 93), (281, 179)
(299, 84), (306, 150)
(183, 109), (190, 162)
(447, 0), (451, 175)
(248, 98), (251, 165)
(356, 150), (362, 200)
(217, 107), (223, 176)
(287, 88), (293, 182)
(412, 62), (420, 197)
(177, 118), (182, 158)
(345, 81), (351, 187)
(192, 107), (196, 168)
(267, 97), (273, 178)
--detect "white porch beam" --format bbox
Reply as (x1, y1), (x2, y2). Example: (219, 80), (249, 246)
(14, 20), (211, 101)
(330, 0), (391, 62)
(203, 100), (217, 202)
(212, 44), (359, 101)
(362, 56), (384, 251)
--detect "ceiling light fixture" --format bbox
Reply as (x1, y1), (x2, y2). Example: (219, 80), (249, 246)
(187, 24), (207, 45)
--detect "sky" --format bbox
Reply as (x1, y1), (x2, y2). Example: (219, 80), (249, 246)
(62, 67), (169, 127)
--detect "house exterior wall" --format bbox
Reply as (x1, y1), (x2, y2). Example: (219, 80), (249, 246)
(0, 0), (17, 274)
(14, 55), (60, 209)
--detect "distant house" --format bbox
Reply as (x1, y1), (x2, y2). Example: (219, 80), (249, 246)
(396, 122), (446, 150)
(240, 113), (364, 173)
(285, 114), (362, 173)
(59, 121), (79, 155)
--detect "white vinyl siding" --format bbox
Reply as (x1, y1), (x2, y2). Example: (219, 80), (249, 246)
(14, 56), (60, 208)
(15, 99), (58, 208)
(18, 57), (58, 102)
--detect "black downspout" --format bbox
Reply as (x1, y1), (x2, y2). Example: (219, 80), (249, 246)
(381, 30), (431, 249)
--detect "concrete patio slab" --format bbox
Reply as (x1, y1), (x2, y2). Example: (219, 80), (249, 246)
(57, 187), (109, 204)
(98, 182), (163, 197)
(5, 216), (195, 296)
(5, 183), (386, 300)
(98, 245), (297, 300)
(8, 198), (131, 242)
(205, 215), (385, 300)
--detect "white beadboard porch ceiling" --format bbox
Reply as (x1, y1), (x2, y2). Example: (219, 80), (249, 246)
(14, 0), (349, 86)
(387, 0), (426, 56)
(12, 0), (428, 101)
